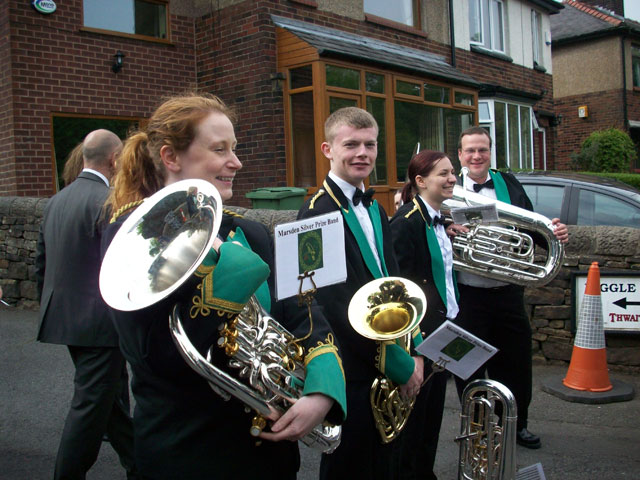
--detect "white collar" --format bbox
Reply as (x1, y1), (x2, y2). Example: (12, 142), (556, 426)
(467, 172), (491, 187)
(328, 171), (364, 203)
(82, 168), (110, 187)
(417, 194), (441, 223)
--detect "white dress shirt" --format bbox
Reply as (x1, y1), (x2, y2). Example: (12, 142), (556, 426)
(457, 173), (507, 288)
(419, 195), (459, 319)
(328, 172), (382, 274)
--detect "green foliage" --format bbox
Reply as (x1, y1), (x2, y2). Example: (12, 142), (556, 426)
(571, 128), (637, 173)
(577, 171), (640, 191)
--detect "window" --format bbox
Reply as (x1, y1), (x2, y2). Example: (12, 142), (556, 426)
(52, 115), (139, 191)
(632, 45), (640, 88)
(469, 0), (505, 53)
(532, 10), (543, 67)
(521, 184), (564, 220)
(83, 0), (168, 40)
(479, 100), (534, 170)
(364, 0), (418, 28)
(284, 61), (477, 212)
(576, 189), (640, 227)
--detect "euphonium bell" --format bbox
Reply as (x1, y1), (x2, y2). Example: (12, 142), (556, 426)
(441, 167), (564, 287)
(100, 179), (341, 453)
(348, 278), (427, 443)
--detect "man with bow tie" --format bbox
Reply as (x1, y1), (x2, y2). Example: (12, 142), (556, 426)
(453, 126), (569, 450)
(298, 107), (422, 480)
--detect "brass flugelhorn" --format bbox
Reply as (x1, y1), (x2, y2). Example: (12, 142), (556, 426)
(99, 179), (341, 453)
(456, 379), (517, 480)
(348, 277), (426, 443)
(440, 167), (564, 286)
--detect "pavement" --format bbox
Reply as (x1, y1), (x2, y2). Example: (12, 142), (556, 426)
(1, 305), (639, 480)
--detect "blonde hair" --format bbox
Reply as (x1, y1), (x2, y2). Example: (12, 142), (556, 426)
(324, 107), (378, 144)
(105, 92), (235, 216)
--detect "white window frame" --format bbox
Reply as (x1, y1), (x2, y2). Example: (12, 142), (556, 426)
(364, 0), (417, 27)
(532, 10), (543, 67)
(479, 99), (534, 170)
(632, 45), (640, 88)
(469, 0), (506, 54)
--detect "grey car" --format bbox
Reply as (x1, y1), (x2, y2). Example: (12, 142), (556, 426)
(514, 172), (640, 228)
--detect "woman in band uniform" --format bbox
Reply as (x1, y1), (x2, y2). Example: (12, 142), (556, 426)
(102, 93), (346, 480)
(390, 150), (465, 480)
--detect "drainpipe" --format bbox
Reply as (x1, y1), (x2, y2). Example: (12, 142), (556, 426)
(449, 0), (456, 67)
(621, 35), (628, 130)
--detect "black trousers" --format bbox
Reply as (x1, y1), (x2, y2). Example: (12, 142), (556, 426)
(398, 367), (448, 480)
(320, 379), (400, 480)
(54, 346), (135, 480)
(453, 284), (532, 431)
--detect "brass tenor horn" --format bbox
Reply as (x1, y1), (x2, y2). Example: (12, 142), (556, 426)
(100, 179), (341, 453)
(456, 379), (517, 480)
(440, 167), (564, 286)
(348, 277), (426, 443)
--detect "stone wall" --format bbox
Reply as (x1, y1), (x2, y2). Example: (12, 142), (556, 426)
(2, 198), (639, 369)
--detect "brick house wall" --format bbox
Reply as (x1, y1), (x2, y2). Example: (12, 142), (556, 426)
(2, 0), (558, 203)
(554, 90), (626, 169)
(1, 0), (197, 197)
(195, 0), (556, 204)
(455, 48), (555, 168)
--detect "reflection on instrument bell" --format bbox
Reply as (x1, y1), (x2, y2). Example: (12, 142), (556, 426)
(348, 277), (427, 443)
(456, 379), (517, 480)
(441, 167), (564, 287)
(100, 179), (341, 453)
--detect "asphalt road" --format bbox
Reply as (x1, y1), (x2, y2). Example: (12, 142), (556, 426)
(2, 305), (639, 479)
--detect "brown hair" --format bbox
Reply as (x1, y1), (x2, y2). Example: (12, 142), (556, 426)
(457, 126), (492, 149)
(401, 150), (451, 204)
(324, 107), (378, 144)
(105, 92), (235, 216)
(61, 143), (84, 187)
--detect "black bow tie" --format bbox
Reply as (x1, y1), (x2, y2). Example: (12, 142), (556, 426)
(473, 179), (494, 192)
(432, 215), (446, 227)
(353, 188), (375, 207)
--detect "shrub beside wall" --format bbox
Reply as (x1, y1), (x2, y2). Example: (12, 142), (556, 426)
(2, 200), (640, 371)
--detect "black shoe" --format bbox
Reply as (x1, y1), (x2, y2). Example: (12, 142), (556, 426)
(516, 428), (541, 449)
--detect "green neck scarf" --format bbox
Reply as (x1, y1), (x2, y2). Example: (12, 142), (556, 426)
(488, 170), (512, 204)
(225, 226), (272, 313)
(324, 181), (388, 279)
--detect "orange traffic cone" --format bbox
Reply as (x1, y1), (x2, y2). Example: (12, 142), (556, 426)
(563, 262), (612, 392)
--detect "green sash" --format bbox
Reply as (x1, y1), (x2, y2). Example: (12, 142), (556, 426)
(489, 170), (512, 204)
(341, 200), (388, 279)
(226, 226), (272, 313)
(424, 221), (447, 308)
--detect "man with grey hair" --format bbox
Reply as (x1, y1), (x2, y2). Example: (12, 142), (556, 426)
(36, 129), (137, 479)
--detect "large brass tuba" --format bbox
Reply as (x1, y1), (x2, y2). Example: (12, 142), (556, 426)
(440, 168), (564, 286)
(348, 277), (426, 444)
(100, 179), (341, 453)
(456, 379), (517, 480)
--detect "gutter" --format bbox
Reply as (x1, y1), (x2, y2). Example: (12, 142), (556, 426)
(449, 0), (456, 67)
(621, 36), (629, 130)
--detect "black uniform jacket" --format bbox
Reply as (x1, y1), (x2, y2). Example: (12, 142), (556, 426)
(390, 196), (449, 337)
(297, 176), (399, 383)
(35, 171), (117, 346)
(102, 211), (341, 480)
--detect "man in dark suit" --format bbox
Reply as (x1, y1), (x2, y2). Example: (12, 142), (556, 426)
(35, 129), (136, 479)
(298, 107), (423, 480)
(453, 126), (569, 450)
